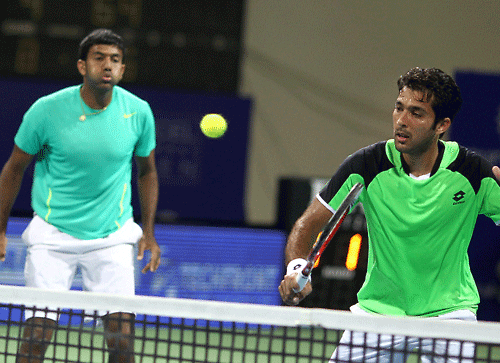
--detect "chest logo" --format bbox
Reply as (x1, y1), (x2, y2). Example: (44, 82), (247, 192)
(453, 190), (465, 205)
(123, 112), (136, 119)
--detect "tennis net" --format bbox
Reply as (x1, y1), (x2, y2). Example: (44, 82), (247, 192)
(1, 285), (500, 363)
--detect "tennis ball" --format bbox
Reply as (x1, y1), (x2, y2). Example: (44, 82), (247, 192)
(200, 114), (227, 138)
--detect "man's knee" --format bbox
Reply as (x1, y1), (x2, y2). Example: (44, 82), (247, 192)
(17, 317), (56, 363)
(103, 312), (135, 362)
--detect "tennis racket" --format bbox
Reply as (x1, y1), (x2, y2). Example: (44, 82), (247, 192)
(294, 182), (364, 292)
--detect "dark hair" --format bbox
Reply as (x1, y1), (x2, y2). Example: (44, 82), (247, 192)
(397, 67), (462, 123)
(78, 29), (125, 61)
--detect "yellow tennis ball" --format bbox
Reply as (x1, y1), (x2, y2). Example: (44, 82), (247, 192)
(200, 114), (227, 138)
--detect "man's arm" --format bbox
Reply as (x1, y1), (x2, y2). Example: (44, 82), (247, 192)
(0, 145), (34, 261)
(284, 198), (333, 264)
(279, 197), (333, 305)
(135, 149), (161, 273)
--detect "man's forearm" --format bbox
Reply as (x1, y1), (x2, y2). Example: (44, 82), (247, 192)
(285, 217), (318, 264)
(0, 162), (24, 234)
(284, 198), (333, 264)
(137, 170), (158, 236)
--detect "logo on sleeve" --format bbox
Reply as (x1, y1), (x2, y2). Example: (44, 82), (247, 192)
(453, 190), (465, 205)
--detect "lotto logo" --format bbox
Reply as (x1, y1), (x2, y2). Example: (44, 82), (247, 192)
(453, 190), (466, 205)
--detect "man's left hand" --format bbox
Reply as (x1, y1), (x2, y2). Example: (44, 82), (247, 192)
(137, 235), (161, 273)
(493, 166), (500, 182)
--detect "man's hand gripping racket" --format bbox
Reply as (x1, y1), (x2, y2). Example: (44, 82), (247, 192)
(294, 182), (364, 293)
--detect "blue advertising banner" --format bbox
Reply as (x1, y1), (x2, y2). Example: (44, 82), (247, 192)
(0, 78), (252, 223)
(3, 218), (286, 306)
(450, 70), (500, 321)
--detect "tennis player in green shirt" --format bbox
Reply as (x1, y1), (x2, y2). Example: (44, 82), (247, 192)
(0, 29), (161, 363)
(279, 67), (500, 362)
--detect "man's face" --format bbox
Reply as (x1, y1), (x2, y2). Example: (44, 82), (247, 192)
(393, 86), (445, 155)
(78, 44), (125, 91)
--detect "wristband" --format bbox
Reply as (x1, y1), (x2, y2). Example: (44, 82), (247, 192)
(286, 258), (311, 292)
(286, 258), (308, 276)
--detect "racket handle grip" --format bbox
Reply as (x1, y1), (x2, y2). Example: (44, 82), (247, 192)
(293, 272), (310, 293)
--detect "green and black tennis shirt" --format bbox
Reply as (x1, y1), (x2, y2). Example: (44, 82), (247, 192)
(318, 139), (500, 317)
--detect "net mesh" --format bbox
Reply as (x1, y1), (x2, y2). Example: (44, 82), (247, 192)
(1, 285), (500, 363)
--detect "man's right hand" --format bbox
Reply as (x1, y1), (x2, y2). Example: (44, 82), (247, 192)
(278, 273), (313, 305)
(0, 145), (34, 263)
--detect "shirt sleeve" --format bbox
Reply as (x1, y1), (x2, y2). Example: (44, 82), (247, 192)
(14, 98), (47, 155)
(318, 142), (390, 211)
(134, 101), (156, 157)
(318, 151), (365, 211)
(477, 164), (500, 225)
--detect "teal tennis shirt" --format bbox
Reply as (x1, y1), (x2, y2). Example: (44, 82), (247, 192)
(318, 140), (500, 317)
(15, 85), (156, 240)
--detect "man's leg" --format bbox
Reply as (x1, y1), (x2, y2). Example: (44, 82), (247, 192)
(80, 220), (141, 363)
(16, 317), (56, 363)
(419, 337), (475, 363)
(102, 312), (135, 363)
(420, 310), (477, 363)
(81, 241), (137, 363)
(330, 329), (409, 363)
(20, 217), (77, 363)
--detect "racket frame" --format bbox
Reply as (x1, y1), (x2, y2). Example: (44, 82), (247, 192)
(294, 182), (364, 292)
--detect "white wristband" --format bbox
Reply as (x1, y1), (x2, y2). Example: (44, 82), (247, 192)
(287, 258), (312, 292)
(286, 258), (308, 276)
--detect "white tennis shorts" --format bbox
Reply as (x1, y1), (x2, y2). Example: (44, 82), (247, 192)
(330, 304), (476, 363)
(22, 215), (143, 320)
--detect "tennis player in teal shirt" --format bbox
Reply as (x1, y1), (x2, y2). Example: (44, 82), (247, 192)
(0, 29), (161, 362)
(279, 67), (500, 362)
